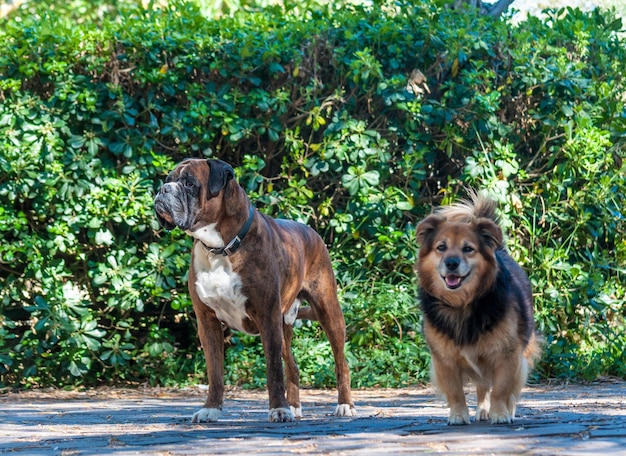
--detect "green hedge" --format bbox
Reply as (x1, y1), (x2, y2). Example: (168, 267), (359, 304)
(0, 0), (624, 389)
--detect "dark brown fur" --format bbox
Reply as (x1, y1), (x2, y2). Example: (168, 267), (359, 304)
(415, 192), (541, 425)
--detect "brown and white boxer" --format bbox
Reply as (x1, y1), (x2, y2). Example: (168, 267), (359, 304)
(154, 158), (356, 423)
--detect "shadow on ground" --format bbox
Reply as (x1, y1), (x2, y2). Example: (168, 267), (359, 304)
(1, 382), (624, 455)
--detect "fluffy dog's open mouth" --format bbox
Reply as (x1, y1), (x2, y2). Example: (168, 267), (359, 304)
(442, 274), (468, 290)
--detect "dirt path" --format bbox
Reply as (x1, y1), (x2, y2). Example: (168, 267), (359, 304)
(1, 381), (624, 455)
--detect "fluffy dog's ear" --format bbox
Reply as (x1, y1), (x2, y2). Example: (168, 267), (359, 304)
(207, 159), (234, 198)
(476, 218), (503, 250)
(416, 214), (445, 246)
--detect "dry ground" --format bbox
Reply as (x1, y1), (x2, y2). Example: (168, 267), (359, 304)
(1, 381), (624, 455)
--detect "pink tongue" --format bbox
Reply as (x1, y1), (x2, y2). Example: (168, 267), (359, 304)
(445, 275), (462, 288)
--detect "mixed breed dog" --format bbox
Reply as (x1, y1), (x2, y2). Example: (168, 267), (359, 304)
(154, 158), (541, 426)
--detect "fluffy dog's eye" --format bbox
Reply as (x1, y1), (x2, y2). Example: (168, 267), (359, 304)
(436, 244), (446, 252)
(462, 246), (474, 253)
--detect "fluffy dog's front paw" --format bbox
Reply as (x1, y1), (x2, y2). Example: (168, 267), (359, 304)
(475, 406), (490, 421)
(191, 408), (221, 423)
(490, 410), (513, 424)
(448, 409), (470, 425)
(334, 404), (357, 417)
(268, 407), (295, 422)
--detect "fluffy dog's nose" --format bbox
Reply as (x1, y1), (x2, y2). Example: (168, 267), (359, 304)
(444, 257), (460, 271)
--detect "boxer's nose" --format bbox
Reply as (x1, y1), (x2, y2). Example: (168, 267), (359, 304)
(161, 183), (173, 194)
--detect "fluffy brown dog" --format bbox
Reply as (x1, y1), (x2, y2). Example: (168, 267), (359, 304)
(415, 192), (541, 425)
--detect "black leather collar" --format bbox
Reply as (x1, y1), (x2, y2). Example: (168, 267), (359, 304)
(201, 206), (255, 256)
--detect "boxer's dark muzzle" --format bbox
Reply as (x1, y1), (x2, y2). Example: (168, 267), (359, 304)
(154, 184), (190, 231)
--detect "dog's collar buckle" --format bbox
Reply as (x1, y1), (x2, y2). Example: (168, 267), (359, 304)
(220, 235), (242, 256)
(202, 206), (254, 257)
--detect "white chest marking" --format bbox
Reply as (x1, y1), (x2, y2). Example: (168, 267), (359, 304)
(189, 225), (250, 333)
(187, 224), (225, 248)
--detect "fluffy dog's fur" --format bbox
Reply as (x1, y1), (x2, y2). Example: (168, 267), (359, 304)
(415, 192), (541, 425)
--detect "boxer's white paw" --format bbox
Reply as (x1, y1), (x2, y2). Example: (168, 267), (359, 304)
(191, 407), (221, 423)
(268, 407), (295, 422)
(290, 405), (303, 418)
(334, 403), (357, 417)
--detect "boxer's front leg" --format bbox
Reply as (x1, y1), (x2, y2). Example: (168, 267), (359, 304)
(257, 303), (294, 423)
(191, 303), (225, 423)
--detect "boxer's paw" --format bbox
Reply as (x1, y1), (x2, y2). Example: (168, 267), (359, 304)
(290, 405), (303, 418)
(334, 403), (357, 417)
(268, 407), (295, 422)
(191, 407), (221, 423)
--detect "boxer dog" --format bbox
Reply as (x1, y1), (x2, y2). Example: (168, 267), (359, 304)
(154, 158), (356, 423)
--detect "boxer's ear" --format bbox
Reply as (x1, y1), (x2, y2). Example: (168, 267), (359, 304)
(224, 179), (248, 216)
(207, 159), (234, 198)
